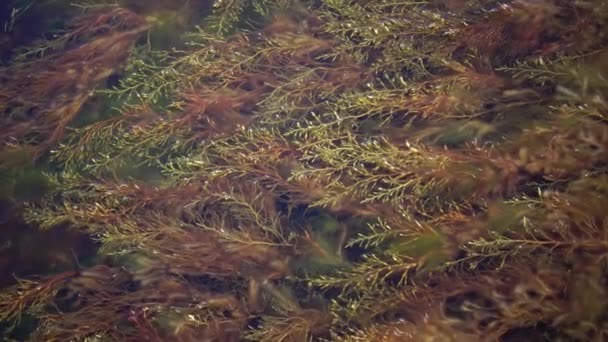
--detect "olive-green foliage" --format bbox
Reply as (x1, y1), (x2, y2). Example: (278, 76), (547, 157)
(2, 0), (608, 341)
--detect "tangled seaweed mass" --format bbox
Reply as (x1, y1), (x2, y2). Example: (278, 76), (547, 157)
(1, 0), (608, 341)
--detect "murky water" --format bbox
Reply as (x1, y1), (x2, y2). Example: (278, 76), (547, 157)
(1, 0), (607, 341)
(0, 0), (196, 288)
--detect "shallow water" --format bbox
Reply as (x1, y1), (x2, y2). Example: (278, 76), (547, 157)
(0, 0), (202, 289)
(1, 0), (607, 341)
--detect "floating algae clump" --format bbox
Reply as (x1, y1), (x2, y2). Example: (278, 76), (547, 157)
(1, 0), (608, 340)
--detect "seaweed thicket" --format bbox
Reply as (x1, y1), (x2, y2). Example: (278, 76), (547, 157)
(1, 0), (608, 341)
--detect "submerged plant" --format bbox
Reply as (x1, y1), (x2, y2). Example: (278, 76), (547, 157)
(1, 0), (608, 341)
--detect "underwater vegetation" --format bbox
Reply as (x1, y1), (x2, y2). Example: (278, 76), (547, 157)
(1, 0), (608, 340)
